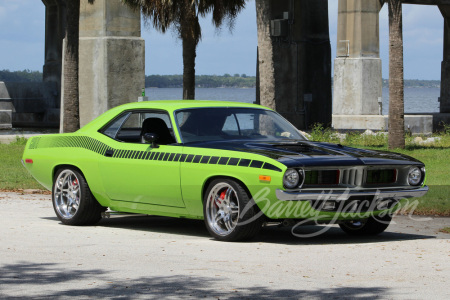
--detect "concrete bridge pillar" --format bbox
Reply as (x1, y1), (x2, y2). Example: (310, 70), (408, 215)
(256, 0), (332, 129)
(439, 5), (450, 113)
(42, 0), (66, 96)
(78, 0), (145, 127)
(332, 0), (385, 130)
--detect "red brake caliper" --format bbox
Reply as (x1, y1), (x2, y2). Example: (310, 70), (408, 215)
(215, 190), (227, 207)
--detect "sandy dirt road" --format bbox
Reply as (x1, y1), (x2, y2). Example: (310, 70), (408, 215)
(0, 192), (449, 299)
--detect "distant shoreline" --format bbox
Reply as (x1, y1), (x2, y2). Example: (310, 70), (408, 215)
(0, 69), (442, 89)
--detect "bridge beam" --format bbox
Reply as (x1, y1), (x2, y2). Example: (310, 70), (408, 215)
(402, 0), (450, 5)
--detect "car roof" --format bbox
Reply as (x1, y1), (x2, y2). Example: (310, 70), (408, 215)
(114, 100), (266, 111)
(78, 100), (270, 132)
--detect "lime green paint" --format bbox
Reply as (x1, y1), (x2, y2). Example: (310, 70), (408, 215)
(22, 100), (400, 222)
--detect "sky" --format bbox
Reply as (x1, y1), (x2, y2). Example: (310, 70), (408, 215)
(0, 0), (445, 80)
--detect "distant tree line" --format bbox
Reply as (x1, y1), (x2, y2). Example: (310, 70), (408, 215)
(0, 69), (42, 82)
(145, 74), (256, 88)
(382, 79), (440, 88)
(1, 69), (441, 89)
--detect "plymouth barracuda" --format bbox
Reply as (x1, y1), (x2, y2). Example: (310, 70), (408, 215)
(22, 100), (428, 241)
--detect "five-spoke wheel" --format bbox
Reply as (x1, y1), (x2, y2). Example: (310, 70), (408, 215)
(54, 170), (81, 219)
(204, 179), (263, 241)
(52, 168), (104, 225)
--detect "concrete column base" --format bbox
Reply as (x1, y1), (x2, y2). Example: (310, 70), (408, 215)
(333, 58), (382, 115)
(332, 115), (388, 131)
(0, 110), (12, 129)
(0, 100), (14, 111)
(332, 114), (434, 134)
(430, 113), (450, 130)
(79, 36), (145, 127)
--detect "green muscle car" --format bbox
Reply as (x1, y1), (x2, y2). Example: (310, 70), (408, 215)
(22, 100), (428, 241)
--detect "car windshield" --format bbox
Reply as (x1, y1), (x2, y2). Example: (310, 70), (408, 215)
(175, 107), (306, 143)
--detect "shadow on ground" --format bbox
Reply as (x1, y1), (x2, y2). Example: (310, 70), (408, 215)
(0, 262), (389, 299)
(46, 215), (438, 245)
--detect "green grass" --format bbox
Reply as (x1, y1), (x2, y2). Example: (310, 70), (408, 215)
(440, 227), (450, 234)
(393, 147), (450, 216)
(0, 138), (43, 191)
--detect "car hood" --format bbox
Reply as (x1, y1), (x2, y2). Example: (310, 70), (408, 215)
(184, 140), (423, 168)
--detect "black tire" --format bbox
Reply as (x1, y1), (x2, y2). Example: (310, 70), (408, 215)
(203, 178), (263, 242)
(339, 214), (392, 236)
(52, 167), (104, 226)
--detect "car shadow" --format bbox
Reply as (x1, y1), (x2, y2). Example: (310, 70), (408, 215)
(91, 215), (436, 245)
(254, 224), (436, 245)
(97, 215), (211, 238)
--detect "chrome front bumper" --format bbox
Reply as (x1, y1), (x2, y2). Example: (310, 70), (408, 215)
(276, 186), (429, 201)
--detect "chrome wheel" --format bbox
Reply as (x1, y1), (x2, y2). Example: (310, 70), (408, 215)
(54, 170), (81, 219)
(205, 182), (240, 236)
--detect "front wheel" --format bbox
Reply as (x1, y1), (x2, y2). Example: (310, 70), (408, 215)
(52, 168), (104, 226)
(204, 179), (263, 242)
(339, 214), (392, 236)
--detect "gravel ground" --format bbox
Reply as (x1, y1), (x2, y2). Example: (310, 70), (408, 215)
(0, 192), (449, 299)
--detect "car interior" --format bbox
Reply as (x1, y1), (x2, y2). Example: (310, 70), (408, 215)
(102, 111), (176, 145)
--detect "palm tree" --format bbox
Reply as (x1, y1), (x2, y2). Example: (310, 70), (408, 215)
(61, 0), (81, 133)
(255, 0), (275, 110)
(122, 0), (246, 100)
(388, 0), (405, 149)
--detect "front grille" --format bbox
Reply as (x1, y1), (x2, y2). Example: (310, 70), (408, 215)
(366, 169), (397, 184)
(304, 170), (340, 185)
(300, 166), (405, 189)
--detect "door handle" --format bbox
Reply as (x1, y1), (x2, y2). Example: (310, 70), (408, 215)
(105, 149), (114, 157)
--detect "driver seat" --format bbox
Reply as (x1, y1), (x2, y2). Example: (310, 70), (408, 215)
(140, 118), (175, 145)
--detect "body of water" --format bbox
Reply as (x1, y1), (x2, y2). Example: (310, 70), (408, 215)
(145, 87), (441, 114)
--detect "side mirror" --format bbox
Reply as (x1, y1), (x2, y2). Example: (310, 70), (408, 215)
(143, 133), (159, 148)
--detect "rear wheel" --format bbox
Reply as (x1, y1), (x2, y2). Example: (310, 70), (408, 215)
(339, 214), (392, 236)
(52, 168), (104, 225)
(204, 179), (263, 242)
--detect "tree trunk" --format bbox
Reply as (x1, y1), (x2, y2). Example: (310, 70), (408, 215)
(388, 0), (405, 149)
(255, 0), (276, 110)
(62, 0), (80, 133)
(182, 35), (197, 100)
(181, 1), (197, 100)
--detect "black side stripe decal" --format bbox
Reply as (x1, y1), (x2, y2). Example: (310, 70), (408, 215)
(28, 136), (282, 172)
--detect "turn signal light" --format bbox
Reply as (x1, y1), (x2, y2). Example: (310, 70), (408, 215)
(259, 175), (271, 182)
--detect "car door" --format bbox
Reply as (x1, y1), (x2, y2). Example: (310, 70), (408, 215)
(98, 110), (185, 207)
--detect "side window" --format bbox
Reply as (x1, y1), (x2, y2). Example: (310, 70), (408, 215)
(101, 110), (174, 144)
(102, 112), (131, 139)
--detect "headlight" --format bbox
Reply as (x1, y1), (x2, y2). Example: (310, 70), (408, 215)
(283, 168), (302, 189)
(408, 167), (422, 186)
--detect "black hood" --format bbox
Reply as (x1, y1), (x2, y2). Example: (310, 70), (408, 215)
(184, 140), (423, 168)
